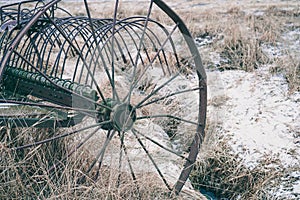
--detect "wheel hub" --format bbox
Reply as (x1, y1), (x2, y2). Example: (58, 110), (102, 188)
(97, 99), (136, 131)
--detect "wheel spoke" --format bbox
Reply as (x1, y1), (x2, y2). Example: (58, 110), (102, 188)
(116, 131), (125, 187)
(80, 130), (116, 183)
(134, 130), (189, 161)
(134, 71), (181, 109)
(136, 114), (201, 126)
(117, 131), (141, 199)
(127, 0), (154, 104)
(132, 128), (171, 191)
(0, 99), (98, 117)
(124, 23), (179, 103)
(136, 87), (201, 109)
(49, 126), (102, 172)
(12, 122), (109, 150)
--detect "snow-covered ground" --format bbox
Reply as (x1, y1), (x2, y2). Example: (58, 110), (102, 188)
(206, 66), (300, 198)
(198, 0), (300, 197)
(217, 68), (299, 169)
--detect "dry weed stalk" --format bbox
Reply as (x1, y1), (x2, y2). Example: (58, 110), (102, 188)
(1, 127), (181, 199)
(183, 4), (299, 92)
(272, 54), (300, 93)
(190, 134), (284, 199)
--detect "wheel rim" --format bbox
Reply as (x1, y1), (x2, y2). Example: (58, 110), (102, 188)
(0, 0), (207, 196)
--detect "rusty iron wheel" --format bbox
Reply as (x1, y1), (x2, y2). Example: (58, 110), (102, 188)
(0, 0), (207, 196)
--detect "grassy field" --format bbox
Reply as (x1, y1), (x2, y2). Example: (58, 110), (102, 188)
(1, 0), (299, 199)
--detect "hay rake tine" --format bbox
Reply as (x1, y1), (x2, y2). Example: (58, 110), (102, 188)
(123, 23), (179, 103)
(110, 0), (120, 101)
(43, 12), (108, 104)
(81, 20), (124, 95)
(83, 0), (119, 102)
(127, 0), (154, 104)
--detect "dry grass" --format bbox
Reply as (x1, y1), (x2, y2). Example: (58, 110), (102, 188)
(179, 4), (299, 92)
(189, 122), (289, 199)
(1, 1), (299, 199)
(272, 54), (300, 93)
(0, 128), (181, 199)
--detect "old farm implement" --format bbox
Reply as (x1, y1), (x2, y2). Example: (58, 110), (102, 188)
(0, 0), (207, 196)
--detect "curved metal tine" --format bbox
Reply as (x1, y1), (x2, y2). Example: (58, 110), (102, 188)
(83, 0), (119, 102)
(137, 87), (201, 109)
(0, 29), (8, 47)
(112, 19), (150, 65)
(87, 19), (141, 75)
(114, 18), (169, 76)
(52, 19), (89, 78)
(78, 130), (116, 183)
(100, 22), (135, 75)
(116, 131), (141, 199)
(73, 19), (110, 85)
(127, 0), (154, 104)
(110, 0), (120, 101)
(51, 18), (90, 79)
(43, 12), (108, 105)
(134, 130), (189, 161)
(82, 17), (166, 93)
(49, 126), (102, 173)
(84, 21), (112, 86)
(12, 122), (108, 151)
(81, 19), (124, 101)
(79, 19), (152, 101)
(124, 23), (179, 103)
(133, 23), (179, 81)
(12, 49), (111, 111)
(131, 128), (172, 191)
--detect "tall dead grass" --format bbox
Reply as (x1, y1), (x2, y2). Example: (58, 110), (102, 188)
(0, 128), (180, 199)
(272, 54), (300, 93)
(189, 122), (287, 199)
(181, 5), (299, 92)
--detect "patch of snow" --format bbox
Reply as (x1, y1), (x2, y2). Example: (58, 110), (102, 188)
(207, 65), (300, 198)
(214, 66), (299, 166)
